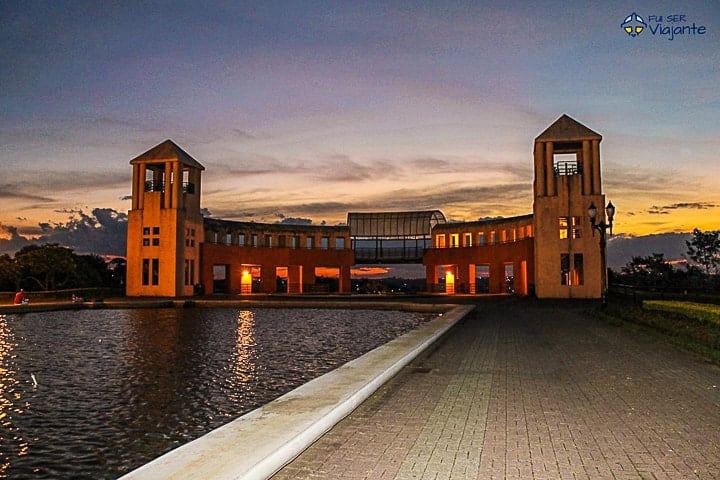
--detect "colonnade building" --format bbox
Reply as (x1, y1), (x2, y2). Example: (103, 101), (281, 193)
(126, 114), (610, 298)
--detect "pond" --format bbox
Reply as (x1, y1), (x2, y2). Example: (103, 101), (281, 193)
(0, 307), (431, 479)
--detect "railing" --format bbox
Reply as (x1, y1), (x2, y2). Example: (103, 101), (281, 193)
(609, 283), (720, 304)
(144, 180), (164, 192)
(353, 246), (425, 262)
(143, 181), (195, 193)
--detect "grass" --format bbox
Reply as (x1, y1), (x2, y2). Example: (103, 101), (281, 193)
(595, 297), (720, 365)
(643, 300), (720, 326)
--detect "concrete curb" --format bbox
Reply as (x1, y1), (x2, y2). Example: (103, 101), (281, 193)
(119, 304), (475, 480)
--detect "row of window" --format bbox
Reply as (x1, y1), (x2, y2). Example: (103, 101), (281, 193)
(435, 225), (533, 248)
(185, 227), (196, 248)
(560, 253), (583, 285)
(184, 259), (195, 286)
(142, 226), (161, 247)
(210, 232), (347, 249)
(141, 258), (159, 286)
(559, 217), (583, 239)
(141, 258), (196, 288)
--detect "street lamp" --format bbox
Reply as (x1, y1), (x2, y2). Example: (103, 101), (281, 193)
(588, 201), (615, 306)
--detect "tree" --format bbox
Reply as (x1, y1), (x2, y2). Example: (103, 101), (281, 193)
(620, 253), (675, 287)
(14, 244), (78, 291)
(685, 228), (720, 275)
(74, 254), (113, 288)
(0, 254), (20, 291)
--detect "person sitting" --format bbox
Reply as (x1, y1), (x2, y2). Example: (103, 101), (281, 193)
(14, 289), (26, 305)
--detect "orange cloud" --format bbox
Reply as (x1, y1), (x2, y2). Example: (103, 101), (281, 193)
(351, 266), (390, 278)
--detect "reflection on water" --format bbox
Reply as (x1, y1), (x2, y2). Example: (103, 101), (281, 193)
(228, 310), (257, 395)
(0, 308), (429, 479)
(0, 313), (30, 476)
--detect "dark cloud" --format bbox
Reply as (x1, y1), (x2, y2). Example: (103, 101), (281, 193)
(0, 187), (56, 203)
(0, 208), (128, 256)
(276, 217), (313, 225)
(233, 129), (257, 140)
(229, 182), (532, 222)
(647, 206), (670, 215)
(661, 202), (715, 210)
(372, 183), (531, 211)
(607, 232), (693, 271)
(0, 223), (32, 253)
(2, 170), (128, 200)
(311, 157), (380, 182)
(603, 165), (702, 195)
(648, 202), (716, 215)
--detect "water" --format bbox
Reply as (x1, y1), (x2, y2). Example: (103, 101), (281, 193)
(0, 308), (431, 479)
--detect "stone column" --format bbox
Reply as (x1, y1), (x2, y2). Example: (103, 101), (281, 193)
(173, 162), (183, 210)
(288, 265), (302, 294)
(132, 165), (141, 210)
(425, 265), (438, 293)
(534, 141), (546, 197)
(582, 140), (592, 195)
(545, 141), (555, 196)
(514, 260), (527, 295)
(339, 265), (352, 294)
(592, 139), (601, 194)
(163, 163), (172, 209)
(261, 265), (277, 294)
(302, 265), (316, 293)
(490, 263), (504, 294)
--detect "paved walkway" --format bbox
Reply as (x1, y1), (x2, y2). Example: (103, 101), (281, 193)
(272, 298), (720, 480)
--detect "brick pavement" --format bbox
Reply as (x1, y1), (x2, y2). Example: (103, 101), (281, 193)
(272, 298), (720, 480)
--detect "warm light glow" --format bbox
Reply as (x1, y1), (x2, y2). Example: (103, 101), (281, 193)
(445, 270), (455, 295)
(240, 269), (252, 295)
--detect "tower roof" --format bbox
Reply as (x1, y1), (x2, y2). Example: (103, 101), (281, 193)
(535, 114), (602, 142)
(130, 139), (205, 170)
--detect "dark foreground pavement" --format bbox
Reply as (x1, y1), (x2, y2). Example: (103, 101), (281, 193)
(273, 297), (720, 480)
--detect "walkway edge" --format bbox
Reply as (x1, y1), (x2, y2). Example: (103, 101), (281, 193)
(119, 304), (474, 480)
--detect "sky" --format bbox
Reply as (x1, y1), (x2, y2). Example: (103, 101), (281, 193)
(1, 1), (719, 243)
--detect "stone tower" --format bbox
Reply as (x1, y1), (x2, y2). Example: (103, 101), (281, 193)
(532, 115), (607, 298)
(126, 140), (205, 296)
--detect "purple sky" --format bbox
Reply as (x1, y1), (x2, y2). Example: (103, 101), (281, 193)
(2, 1), (719, 239)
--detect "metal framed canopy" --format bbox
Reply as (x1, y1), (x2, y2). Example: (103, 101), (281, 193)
(347, 210), (446, 239)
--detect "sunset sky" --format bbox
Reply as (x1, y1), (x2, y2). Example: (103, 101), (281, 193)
(2, 1), (719, 240)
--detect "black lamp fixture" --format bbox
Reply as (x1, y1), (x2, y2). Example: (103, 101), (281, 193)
(588, 201), (615, 236)
(588, 200), (615, 306)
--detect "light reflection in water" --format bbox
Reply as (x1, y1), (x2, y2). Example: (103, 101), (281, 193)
(228, 310), (257, 392)
(0, 314), (30, 475)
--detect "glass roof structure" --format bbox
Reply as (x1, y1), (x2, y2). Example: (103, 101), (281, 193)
(347, 211), (446, 239)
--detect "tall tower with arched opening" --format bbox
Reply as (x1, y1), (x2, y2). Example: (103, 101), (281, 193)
(126, 140), (205, 296)
(532, 115), (607, 298)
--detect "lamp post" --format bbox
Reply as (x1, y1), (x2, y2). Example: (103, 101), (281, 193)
(588, 201), (615, 306)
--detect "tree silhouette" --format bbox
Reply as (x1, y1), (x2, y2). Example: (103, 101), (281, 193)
(685, 228), (720, 275)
